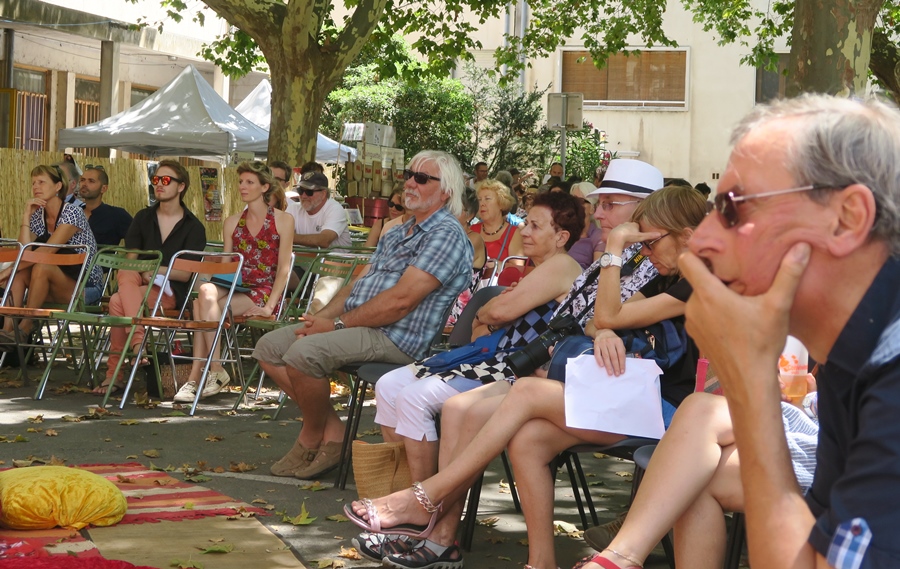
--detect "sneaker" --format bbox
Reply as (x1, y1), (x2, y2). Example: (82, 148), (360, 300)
(173, 381), (198, 403)
(291, 441), (342, 479)
(383, 541), (464, 569)
(200, 370), (231, 398)
(351, 533), (418, 563)
(583, 510), (627, 552)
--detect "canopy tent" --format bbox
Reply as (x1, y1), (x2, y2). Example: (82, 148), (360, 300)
(59, 65), (269, 158)
(235, 79), (357, 164)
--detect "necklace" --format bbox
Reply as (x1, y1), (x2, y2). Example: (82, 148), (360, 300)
(482, 220), (507, 236)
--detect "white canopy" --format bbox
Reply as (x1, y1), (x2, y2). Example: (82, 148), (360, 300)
(59, 65), (269, 158)
(235, 79), (357, 164)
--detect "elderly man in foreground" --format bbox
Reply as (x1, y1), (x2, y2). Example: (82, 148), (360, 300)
(254, 150), (474, 480)
(680, 94), (900, 568)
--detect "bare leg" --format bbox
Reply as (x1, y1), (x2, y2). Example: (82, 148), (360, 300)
(349, 377), (623, 531)
(579, 393), (743, 569)
(2, 266), (29, 332)
(188, 286), (256, 380)
(19, 265), (75, 333)
(404, 438), (439, 482)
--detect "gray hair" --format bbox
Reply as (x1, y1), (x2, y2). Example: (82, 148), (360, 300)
(732, 94), (900, 254)
(408, 150), (464, 217)
(495, 170), (514, 188)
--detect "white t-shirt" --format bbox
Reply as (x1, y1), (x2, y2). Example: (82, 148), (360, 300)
(287, 198), (352, 248)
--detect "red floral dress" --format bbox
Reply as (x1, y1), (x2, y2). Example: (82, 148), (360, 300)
(232, 207), (280, 307)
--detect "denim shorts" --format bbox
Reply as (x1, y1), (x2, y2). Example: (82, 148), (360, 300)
(84, 285), (103, 306)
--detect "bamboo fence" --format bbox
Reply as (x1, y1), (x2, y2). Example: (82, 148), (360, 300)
(0, 149), (244, 243)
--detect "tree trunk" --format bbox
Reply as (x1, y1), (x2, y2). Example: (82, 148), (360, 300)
(870, 28), (900, 102)
(786, 0), (884, 96)
(266, 54), (336, 165)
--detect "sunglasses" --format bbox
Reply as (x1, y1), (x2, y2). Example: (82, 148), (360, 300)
(403, 169), (441, 184)
(299, 188), (326, 197)
(389, 201), (405, 211)
(84, 164), (106, 171)
(151, 175), (183, 186)
(598, 200), (639, 212)
(713, 184), (834, 228)
(641, 233), (670, 252)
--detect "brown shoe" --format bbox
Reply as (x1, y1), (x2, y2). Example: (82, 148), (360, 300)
(270, 440), (318, 477)
(291, 441), (342, 479)
(583, 509), (628, 552)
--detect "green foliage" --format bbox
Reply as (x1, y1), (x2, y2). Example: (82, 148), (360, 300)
(552, 123), (613, 182)
(199, 28), (268, 78)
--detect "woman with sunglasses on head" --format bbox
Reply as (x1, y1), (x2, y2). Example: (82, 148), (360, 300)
(0, 164), (104, 346)
(346, 185), (707, 569)
(97, 160), (208, 395)
(172, 161), (294, 403)
(365, 185), (410, 247)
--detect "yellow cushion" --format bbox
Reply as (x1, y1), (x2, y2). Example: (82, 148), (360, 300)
(0, 466), (127, 530)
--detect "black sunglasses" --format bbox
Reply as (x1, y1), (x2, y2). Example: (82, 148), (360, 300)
(299, 188), (326, 197)
(151, 175), (183, 186)
(403, 169), (441, 184)
(388, 201), (405, 211)
(713, 184), (834, 228)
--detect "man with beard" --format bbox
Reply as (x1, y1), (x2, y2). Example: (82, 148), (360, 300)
(79, 166), (133, 246)
(254, 150), (473, 479)
(286, 172), (352, 248)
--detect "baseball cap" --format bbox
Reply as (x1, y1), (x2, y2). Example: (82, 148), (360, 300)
(297, 171), (329, 190)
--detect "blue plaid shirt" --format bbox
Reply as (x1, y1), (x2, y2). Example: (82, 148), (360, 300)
(345, 208), (473, 359)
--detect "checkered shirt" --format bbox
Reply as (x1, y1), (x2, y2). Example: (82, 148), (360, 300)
(345, 208), (473, 360)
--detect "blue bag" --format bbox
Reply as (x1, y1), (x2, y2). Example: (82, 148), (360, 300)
(421, 328), (508, 373)
(547, 319), (688, 381)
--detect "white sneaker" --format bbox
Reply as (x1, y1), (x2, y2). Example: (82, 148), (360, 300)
(200, 370), (230, 398)
(173, 381), (198, 403)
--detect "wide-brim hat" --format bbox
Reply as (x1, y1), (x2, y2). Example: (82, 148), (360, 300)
(571, 181), (599, 203)
(587, 159), (663, 199)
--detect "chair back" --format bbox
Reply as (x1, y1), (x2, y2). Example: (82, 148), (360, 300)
(447, 285), (506, 347)
(3, 242), (90, 312)
(149, 250), (243, 318)
(486, 255), (528, 287)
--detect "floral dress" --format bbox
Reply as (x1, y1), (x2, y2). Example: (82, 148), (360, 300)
(232, 207), (280, 307)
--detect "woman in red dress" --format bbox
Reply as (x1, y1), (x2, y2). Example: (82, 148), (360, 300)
(173, 161), (295, 402)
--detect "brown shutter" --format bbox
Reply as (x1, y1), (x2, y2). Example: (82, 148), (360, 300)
(562, 50), (686, 107)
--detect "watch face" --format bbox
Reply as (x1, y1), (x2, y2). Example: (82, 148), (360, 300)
(600, 253), (611, 268)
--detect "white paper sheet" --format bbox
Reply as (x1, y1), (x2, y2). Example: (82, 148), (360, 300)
(564, 354), (666, 439)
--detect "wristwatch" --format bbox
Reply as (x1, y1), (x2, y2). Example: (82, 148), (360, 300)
(333, 317), (346, 330)
(599, 252), (623, 269)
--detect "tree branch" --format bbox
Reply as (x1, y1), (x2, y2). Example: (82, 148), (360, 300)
(870, 28), (900, 101)
(329, 0), (390, 82)
(202, 0), (285, 52)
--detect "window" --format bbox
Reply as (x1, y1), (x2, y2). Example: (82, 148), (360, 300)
(131, 86), (155, 107)
(756, 53), (790, 103)
(561, 49), (687, 109)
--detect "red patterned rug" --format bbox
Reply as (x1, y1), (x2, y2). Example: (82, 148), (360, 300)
(0, 463), (266, 563)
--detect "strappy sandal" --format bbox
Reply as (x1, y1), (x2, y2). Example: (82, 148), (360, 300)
(383, 542), (463, 569)
(351, 533), (418, 563)
(573, 551), (642, 569)
(343, 482), (443, 539)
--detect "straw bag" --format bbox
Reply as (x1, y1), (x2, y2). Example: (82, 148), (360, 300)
(146, 363), (192, 400)
(352, 441), (412, 500)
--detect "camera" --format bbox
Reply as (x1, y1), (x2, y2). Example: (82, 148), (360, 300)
(505, 313), (583, 378)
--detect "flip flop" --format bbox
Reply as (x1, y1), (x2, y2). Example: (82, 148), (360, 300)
(92, 382), (124, 396)
(343, 500), (439, 539)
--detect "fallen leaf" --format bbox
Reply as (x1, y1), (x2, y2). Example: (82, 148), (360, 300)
(518, 538), (529, 546)
(125, 454), (138, 459)
(593, 452), (608, 459)
(213, 466), (225, 473)
(485, 536), (507, 544)
(12, 459), (33, 467)
(300, 481), (326, 492)
(143, 449), (160, 458)
(154, 479), (174, 486)
(163, 410), (187, 417)
(260, 414), (272, 420)
(48, 455), (65, 466)
(27, 415), (43, 423)
(184, 474), (212, 483)
(150, 419), (169, 424)
(283, 502), (316, 525)
(255, 432), (270, 439)
(498, 557), (512, 561)
(326, 514), (348, 522)
(476, 517), (499, 527)
(205, 434), (224, 442)
(183, 502), (195, 510)
(120, 419), (140, 426)
(251, 498), (268, 504)
(264, 505), (275, 511)
(117, 475), (137, 484)
(588, 480), (606, 486)
(26, 428), (39, 433)
(217, 410), (237, 416)
(338, 546), (360, 560)
(169, 559), (203, 569)
(104, 438), (112, 442)
(228, 461), (256, 473)
(13, 434), (27, 443)
(614, 471), (633, 479)
(199, 543), (233, 554)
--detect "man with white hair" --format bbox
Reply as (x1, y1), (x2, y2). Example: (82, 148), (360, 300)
(254, 150), (474, 480)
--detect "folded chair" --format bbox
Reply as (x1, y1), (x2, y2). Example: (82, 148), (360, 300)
(39, 248), (163, 406)
(0, 242), (90, 385)
(120, 250), (244, 415)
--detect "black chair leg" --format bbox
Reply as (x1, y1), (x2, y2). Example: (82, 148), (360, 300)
(335, 377), (368, 489)
(563, 455), (589, 530)
(460, 473), (484, 551)
(570, 453), (599, 527)
(499, 450), (521, 513)
(723, 512), (745, 569)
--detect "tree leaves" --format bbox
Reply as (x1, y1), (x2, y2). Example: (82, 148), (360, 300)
(282, 502), (317, 525)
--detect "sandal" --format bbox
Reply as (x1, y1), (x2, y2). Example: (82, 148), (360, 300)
(383, 542), (463, 569)
(343, 482), (443, 539)
(92, 379), (125, 396)
(574, 551), (642, 569)
(351, 532), (418, 563)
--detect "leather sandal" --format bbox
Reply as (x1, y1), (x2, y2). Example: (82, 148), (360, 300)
(344, 483), (443, 539)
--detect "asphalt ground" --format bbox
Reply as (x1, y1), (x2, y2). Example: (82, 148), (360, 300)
(0, 359), (675, 569)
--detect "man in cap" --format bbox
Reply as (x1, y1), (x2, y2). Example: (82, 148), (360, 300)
(286, 171), (352, 248)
